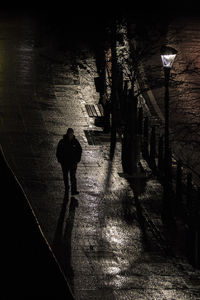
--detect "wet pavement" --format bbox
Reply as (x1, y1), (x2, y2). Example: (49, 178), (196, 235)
(1, 12), (200, 299)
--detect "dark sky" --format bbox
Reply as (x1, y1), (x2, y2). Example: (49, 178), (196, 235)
(1, 1), (199, 40)
(2, 1), (199, 19)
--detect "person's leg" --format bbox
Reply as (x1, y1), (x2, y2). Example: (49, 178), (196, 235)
(70, 163), (78, 193)
(61, 164), (69, 190)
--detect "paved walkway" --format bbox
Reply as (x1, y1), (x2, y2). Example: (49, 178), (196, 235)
(60, 48), (200, 300)
(0, 14), (200, 299)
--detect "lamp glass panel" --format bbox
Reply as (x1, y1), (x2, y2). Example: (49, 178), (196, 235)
(161, 54), (176, 68)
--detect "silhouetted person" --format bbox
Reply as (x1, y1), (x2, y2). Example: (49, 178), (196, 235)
(56, 128), (82, 195)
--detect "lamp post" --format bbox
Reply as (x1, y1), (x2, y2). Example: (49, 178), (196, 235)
(160, 45), (177, 219)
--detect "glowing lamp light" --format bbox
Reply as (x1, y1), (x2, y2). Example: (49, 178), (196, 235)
(161, 54), (176, 68)
(160, 46), (177, 69)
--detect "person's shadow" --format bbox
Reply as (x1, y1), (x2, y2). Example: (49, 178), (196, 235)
(52, 192), (78, 294)
(52, 191), (69, 255)
(63, 197), (78, 288)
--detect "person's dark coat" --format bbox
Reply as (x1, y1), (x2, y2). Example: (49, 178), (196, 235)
(56, 134), (82, 167)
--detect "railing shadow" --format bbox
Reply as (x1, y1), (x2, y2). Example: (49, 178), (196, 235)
(124, 174), (152, 251)
(104, 159), (114, 194)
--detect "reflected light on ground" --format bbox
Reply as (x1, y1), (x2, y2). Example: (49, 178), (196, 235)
(105, 223), (127, 246)
(17, 43), (34, 81)
(104, 265), (121, 275)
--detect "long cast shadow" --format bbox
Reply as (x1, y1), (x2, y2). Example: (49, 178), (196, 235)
(63, 197), (79, 289)
(125, 175), (152, 250)
(52, 193), (78, 294)
(53, 192), (69, 251)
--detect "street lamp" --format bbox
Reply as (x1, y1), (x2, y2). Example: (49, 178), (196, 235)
(160, 45), (177, 219)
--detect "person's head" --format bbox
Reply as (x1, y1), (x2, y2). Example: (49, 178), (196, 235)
(66, 128), (74, 140)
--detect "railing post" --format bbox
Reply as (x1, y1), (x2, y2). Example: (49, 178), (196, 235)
(158, 135), (164, 177)
(176, 160), (183, 216)
(196, 188), (200, 268)
(162, 147), (174, 221)
(150, 126), (156, 172)
(130, 95), (138, 173)
(193, 188), (200, 268)
(187, 173), (193, 211)
(138, 107), (143, 136)
(168, 148), (173, 185)
(143, 117), (149, 160)
(186, 173), (196, 266)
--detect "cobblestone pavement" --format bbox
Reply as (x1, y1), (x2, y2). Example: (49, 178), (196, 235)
(1, 13), (200, 299)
